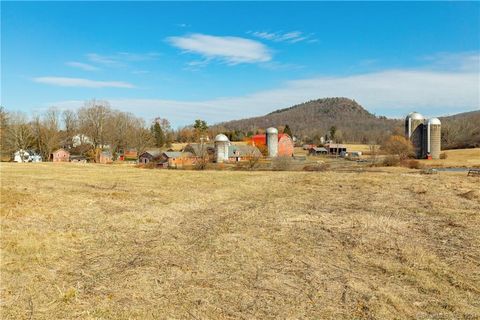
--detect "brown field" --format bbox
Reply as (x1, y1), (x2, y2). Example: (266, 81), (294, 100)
(420, 148), (480, 168)
(1, 163), (479, 319)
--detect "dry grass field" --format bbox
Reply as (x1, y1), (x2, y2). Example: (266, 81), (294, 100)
(1, 163), (479, 319)
(420, 148), (480, 168)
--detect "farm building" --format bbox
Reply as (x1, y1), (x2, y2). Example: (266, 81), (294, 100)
(119, 149), (138, 161)
(13, 150), (30, 163)
(70, 155), (87, 163)
(303, 144), (317, 150)
(308, 147), (328, 155)
(183, 143), (215, 160)
(159, 152), (195, 168)
(324, 143), (347, 155)
(250, 131), (294, 157)
(138, 150), (162, 164)
(51, 148), (70, 162)
(405, 112), (442, 159)
(99, 151), (113, 164)
(228, 145), (262, 162)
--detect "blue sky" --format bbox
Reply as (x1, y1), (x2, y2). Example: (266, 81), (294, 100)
(1, 1), (479, 127)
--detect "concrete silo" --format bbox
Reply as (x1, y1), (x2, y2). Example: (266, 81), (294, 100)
(405, 112), (425, 158)
(266, 127), (278, 157)
(214, 134), (230, 163)
(426, 118), (441, 159)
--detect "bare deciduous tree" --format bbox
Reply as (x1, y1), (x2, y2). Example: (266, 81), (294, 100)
(78, 99), (111, 148)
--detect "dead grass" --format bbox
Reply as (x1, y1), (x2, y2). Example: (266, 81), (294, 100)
(1, 163), (479, 319)
(420, 148), (480, 167)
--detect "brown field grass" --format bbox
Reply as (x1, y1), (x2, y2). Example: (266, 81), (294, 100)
(1, 163), (479, 319)
(420, 148), (480, 168)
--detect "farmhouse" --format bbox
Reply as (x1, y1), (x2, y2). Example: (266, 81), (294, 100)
(138, 150), (162, 164)
(99, 151), (113, 164)
(13, 150), (30, 163)
(51, 148), (70, 162)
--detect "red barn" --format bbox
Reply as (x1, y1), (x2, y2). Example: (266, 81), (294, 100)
(250, 133), (294, 157)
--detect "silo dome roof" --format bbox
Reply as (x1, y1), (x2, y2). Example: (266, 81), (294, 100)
(428, 118), (441, 125)
(406, 112), (424, 120)
(214, 133), (229, 142)
(266, 127), (278, 134)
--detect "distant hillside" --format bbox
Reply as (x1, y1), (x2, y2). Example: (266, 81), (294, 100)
(215, 97), (479, 146)
(440, 110), (480, 149)
(216, 98), (401, 144)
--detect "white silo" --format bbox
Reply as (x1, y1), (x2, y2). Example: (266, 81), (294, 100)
(426, 118), (441, 159)
(214, 134), (230, 163)
(405, 112), (425, 158)
(266, 127), (278, 157)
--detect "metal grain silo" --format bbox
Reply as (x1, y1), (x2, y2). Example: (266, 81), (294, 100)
(405, 112), (425, 158)
(427, 118), (441, 159)
(214, 134), (230, 163)
(266, 127), (278, 157)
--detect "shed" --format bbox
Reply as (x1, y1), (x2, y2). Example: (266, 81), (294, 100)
(308, 147), (328, 155)
(70, 155), (87, 163)
(51, 148), (70, 162)
(324, 143), (347, 155)
(138, 150), (162, 164)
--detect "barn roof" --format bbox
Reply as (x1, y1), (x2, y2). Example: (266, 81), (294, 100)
(310, 147), (328, 152)
(140, 150), (162, 157)
(162, 151), (183, 158)
(228, 145), (261, 157)
(183, 143), (215, 156)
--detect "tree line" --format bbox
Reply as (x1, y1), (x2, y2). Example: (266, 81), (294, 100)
(0, 100), (174, 161)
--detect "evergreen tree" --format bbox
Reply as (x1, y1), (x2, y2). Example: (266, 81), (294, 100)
(283, 124), (293, 137)
(151, 122), (165, 147)
(329, 126), (337, 141)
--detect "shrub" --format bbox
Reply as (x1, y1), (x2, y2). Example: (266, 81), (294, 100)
(271, 156), (293, 171)
(381, 135), (414, 160)
(403, 159), (423, 169)
(303, 163), (329, 171)
(440, 152), (448, 159)
(382, 156), (400, 167)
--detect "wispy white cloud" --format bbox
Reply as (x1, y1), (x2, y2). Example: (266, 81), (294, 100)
(249, 31), (315, 44)
(167, 33), (272, 65)
(86, 52), (159, 67)
(421, 51), (480, 71)
(33, 77), (135, 88)
(66, 61), (99, 71)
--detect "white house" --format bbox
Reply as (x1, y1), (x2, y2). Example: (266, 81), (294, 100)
(13, 150), (30, 163)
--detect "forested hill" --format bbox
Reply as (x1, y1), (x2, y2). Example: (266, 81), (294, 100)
(216, 97), (401, 143)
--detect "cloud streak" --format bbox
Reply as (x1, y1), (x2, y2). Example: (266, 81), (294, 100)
(66, 61), (99, 71)
(249, 31), (315, 44)
(167, 33), (272, 64)
(33, 77), (135, 88)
